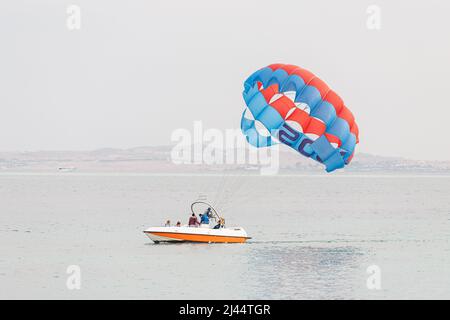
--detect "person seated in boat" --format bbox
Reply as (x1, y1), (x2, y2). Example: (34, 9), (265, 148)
(176, 221), (181, 227)
(213, 217), (225, 229)
(164, 220), (171, 227)
(188, 213), (200, 227)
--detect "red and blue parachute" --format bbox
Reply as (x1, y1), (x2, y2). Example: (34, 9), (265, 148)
(241, 64), (359, 172)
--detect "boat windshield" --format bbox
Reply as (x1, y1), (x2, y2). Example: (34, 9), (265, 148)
(190, 201), (222, 223)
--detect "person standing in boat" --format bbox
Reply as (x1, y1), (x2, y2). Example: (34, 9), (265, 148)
(188, 213), (200, 227)
(165, 220), (171, 227)
(200, 208), (211, 225)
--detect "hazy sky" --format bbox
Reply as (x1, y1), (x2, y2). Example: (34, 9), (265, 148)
(1, 0), (449, 160)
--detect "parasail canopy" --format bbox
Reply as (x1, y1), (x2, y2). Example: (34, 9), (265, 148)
(241, 63), (359, 172)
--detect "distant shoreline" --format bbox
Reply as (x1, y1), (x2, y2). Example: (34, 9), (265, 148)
(1, 146), (449, 174)
(1, 171), (449, 178)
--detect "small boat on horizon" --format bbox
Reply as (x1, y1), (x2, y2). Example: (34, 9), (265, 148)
(57, 167), (77, 172)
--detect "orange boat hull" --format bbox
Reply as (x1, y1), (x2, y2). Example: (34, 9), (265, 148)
(144, 230), (249, 243)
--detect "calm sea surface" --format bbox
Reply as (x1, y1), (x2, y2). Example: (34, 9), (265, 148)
(1, 173), (449, 299)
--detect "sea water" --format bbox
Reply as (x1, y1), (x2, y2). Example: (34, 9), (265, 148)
(0, 173), (449, 299)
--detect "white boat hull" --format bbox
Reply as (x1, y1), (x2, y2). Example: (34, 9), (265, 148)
(143, 226), (250, 243)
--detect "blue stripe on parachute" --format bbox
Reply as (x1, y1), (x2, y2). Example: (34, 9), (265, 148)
(311, 101), (336, 126)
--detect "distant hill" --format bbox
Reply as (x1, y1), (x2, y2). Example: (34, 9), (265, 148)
(0, 146), (449, 174)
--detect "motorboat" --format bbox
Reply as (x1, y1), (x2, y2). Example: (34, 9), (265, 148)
(143, 225), (250, 243)
(143, 201), (251, 244)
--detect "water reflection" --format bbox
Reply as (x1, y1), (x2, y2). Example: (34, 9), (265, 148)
(241, 244), (364, 299)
